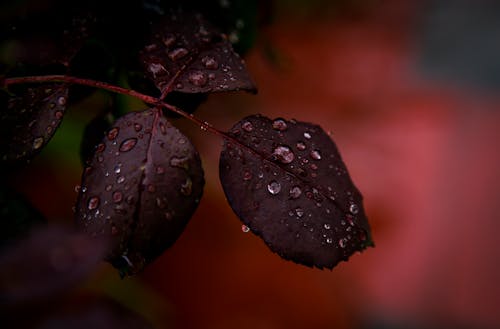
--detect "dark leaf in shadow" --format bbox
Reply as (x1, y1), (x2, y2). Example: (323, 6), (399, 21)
(0, 226), (107, 305)
(75, 108), (204, 275)
(0, 84), (68, 166)
(219, 115), (373, 269)
(139, 8), (256, 97)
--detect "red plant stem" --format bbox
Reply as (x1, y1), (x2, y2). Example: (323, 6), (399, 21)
(4, 75), (226, 138)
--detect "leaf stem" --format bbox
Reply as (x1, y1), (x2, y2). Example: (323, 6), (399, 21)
(3, 74), (227, 138)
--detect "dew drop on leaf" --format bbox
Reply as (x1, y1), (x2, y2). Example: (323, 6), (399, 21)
(289, 186), (302, 199)
(272, 118), (288, 131)
(272, 145), (294, 164)
(267, 180), (281, 195)
(310, 149), (322, 160)
(33, 137), (44, 150)
(168, 48), (189, 61)
(296, 141), (306, 151)
(88, 197), (100, 210)
(119, 138), (138, 152)
(188, 71), (208, 87)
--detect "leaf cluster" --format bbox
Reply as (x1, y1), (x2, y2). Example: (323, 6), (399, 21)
(0, 0), (373, 276)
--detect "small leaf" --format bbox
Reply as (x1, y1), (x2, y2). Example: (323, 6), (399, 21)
(0, 84), (68, 165)
(139, 9), (256, 96)
(219, 115), (373, 269)
(75, 108), (204, 275)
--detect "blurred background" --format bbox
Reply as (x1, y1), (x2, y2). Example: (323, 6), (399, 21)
(1, 0), (500, 328)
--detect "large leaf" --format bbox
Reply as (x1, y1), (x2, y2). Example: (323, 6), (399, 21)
(139, 8), (256, 97)
(75, 108), (204, 275)
(219, 115), (373, 269)
(0, 84), (68, 165)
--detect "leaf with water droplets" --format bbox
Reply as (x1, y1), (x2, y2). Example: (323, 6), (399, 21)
(139, 8), (256, 96)
(0, 84), (68, 165)
(219, 115), (373, 269)
(75, 108), (204, 275)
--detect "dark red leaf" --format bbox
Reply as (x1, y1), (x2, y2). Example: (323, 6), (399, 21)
(75, 108), (204, 275)
(0, 84), (68, 165)
(219, 115), (374, 269)
(0, 226), (107, 304)
(139, 8), (256, 96)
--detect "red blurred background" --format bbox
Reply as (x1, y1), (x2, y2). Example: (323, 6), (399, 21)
(6, 0), (500, 328)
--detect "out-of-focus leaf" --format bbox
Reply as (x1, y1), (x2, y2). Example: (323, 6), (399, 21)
(0, 84), (68, 165)
(139, 8), (256, 97)
(75, 108), (204, 275)
(219, 115), (373, 269)
(0, 226), (107, 304)
(0, 185), (46, 250)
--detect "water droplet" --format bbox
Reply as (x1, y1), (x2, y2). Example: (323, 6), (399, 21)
(272, 118), (288, 131)
(180, 177), (193, 196)
(241, 225), (250, 233)
(310, 149), (322, 160)
(117, 176), (125, 184)
(54, 111), (64, 119)
(303, 132), (312, 139)
(156, 166), (165, 174)
(170, 156), (189, 170)
(349, 203), (359, 215)
(134, 123), (142, 132)
(339, 238), (347, 248)
(119, 138), (137, 152)
(56, 95), (66, 106)
(74, 185), (81, 193)
(96, 143), (105, 153)
(33, 137), (44, 150)
(273, 145), (295, 164)
(114, 165), (121, 174)
(145, 44), (157, 52)
(295, 207), (304, 217)
(81, 186), (87, 193)
(162, 35), (176, 47)
(168, 47), (188, 61)
(201, 56), (219, 69)
(112, 191), (123, 203)
(267, 180), (281, 195)
(289, 186), (302, 199)
(88, 197), (100, 210)
(296, 141), (306, 151)
(242, 121), (253, 132)
(243, 170), (252, 181)
(208, 73), (216, 80)
(326, 238), (333, 244)
(324, 223), (331, 230)
(105, 185), (112, 191)
(107, 127), (119, 140)
(148, 62), (166, 77)
(188, 71), (208, 87)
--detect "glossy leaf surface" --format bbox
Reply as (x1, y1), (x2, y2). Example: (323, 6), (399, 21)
(0, 84), (68, 165)
(75, 108), (204, 275)
(219, 115), (373, 269)
(139, 9), (256, 96)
